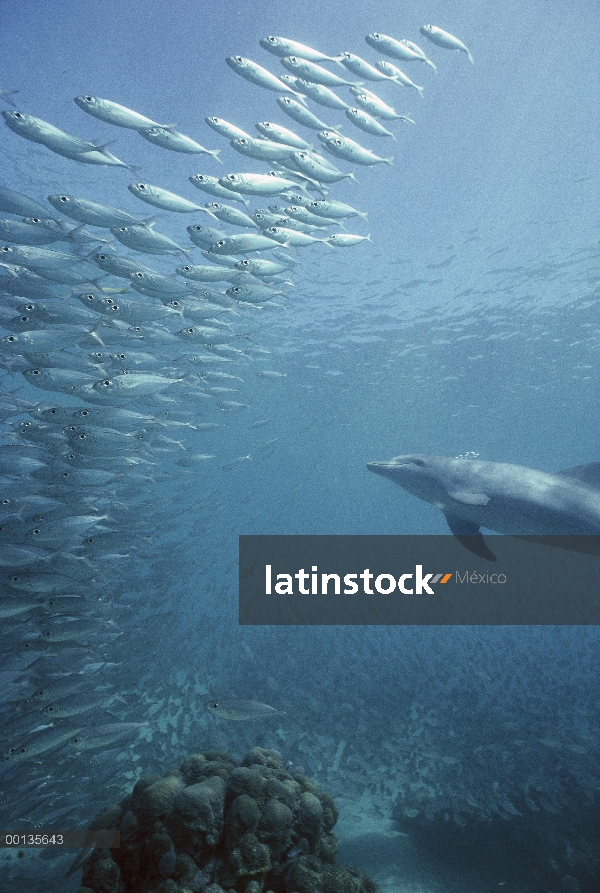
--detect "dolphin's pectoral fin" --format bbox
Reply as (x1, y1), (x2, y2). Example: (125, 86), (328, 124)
(444, 513), (497, 562)
(446, 489), (490, 506)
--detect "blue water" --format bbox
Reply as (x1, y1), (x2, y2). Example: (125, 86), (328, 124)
(0, 1), (599, 891)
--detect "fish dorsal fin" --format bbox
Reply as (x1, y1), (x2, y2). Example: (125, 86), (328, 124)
(444, 513), (497, 562)
(446, 489), (490, 506)
(556, 463), (600, 489)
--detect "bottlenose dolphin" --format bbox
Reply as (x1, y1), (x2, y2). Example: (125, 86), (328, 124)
(367, 454), (600, 561)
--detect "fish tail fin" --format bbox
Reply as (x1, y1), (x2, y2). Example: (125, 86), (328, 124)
(208, 149), (223, 164)
(332, 55), (347, 67)
(384, 156), (394, 167)
(321, 238), (336, 249)
(366, 233), (372, 242)
(467, 50), (475, 64)
(400, 116), (416, 125)
(416, 85), (425, 98)
(426, 59), (437, 72)
(0, 89), (18, 107)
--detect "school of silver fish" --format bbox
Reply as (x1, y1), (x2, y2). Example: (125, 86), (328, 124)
(0, 21), (472, 858)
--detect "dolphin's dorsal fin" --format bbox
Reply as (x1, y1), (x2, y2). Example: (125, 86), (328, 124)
(556, 463), (600, 489)
(444, 513), (497, 562)
(446, 489), (490, 506)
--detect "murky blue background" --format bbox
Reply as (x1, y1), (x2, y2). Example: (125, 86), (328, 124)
(0, 0), (598, 890)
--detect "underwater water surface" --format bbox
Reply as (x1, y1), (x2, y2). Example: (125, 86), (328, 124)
(0, 1), (598, 891)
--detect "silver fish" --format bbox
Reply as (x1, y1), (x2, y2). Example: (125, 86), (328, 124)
(318, 131), (394, 167)
(206, 698), (285, 720)
(128, 182), (209, 214)
(260, 36), (343, 65)
(375, 61), (425, 96)
(209, 233), (282, 255)
(140, 127), (221, 161)
(365, 33), (437, 70)
(293, 80), (350, 111)
(47, 194), (141, 228)
(0, 187), (52, 218)
(420, 25), (474, 64)
(339, 52), (394, 82)
(226, 56), (304, 98)
(205, 117), (251, 139)
(276, 97), (341, 132)
(255, 121), (311, 150)
(110, 223), (189, 256)
(189, 174), (250, 205)
(279, 57), (358, 88)
(74, 94), (168, 128)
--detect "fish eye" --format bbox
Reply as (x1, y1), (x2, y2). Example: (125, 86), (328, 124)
(226, 174), (236, 181)
(134, 272), (144, 278)
(24, 304), (34, 311)
(267, 36), (276, 43)
(19, 316), (28, 323)
(0, 247), (10, 252)
(239, 138), (248, 145)
(6, 335), (17, 342)
(78, 433), (86, 440)
(14, 112), (23, 119)
(181, 265), (191, 271)
(373, 33), (381, 39)
(59, 195), (68, 202)
(1, 500), (9, 505)
(216, 240), (225, 247)
(97, 254), (107, 260)
(80, 410), (89, 416)
(60, 471), (69, 478)
(110, 305), (119, 312)
(235, 56), (243, 63)
(136, 183), (146, 190)
(231, 287), (241, 294)
(209, 701), (219, 708)
(117, 353), (125, 359)
(84, 96), (93, 102)
(85, 294), (94, 301)
(118, 227), (127, 232)
(101, 380), (112, 387)
(334, 139), (342, 146)
(31, 528), (40, 536)
(171, 301), (181, 307)
(31, 369), (39, 375)
(186, 328), (194, 334)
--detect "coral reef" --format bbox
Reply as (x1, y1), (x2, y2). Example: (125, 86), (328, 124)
(76, 747), (379, 893)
